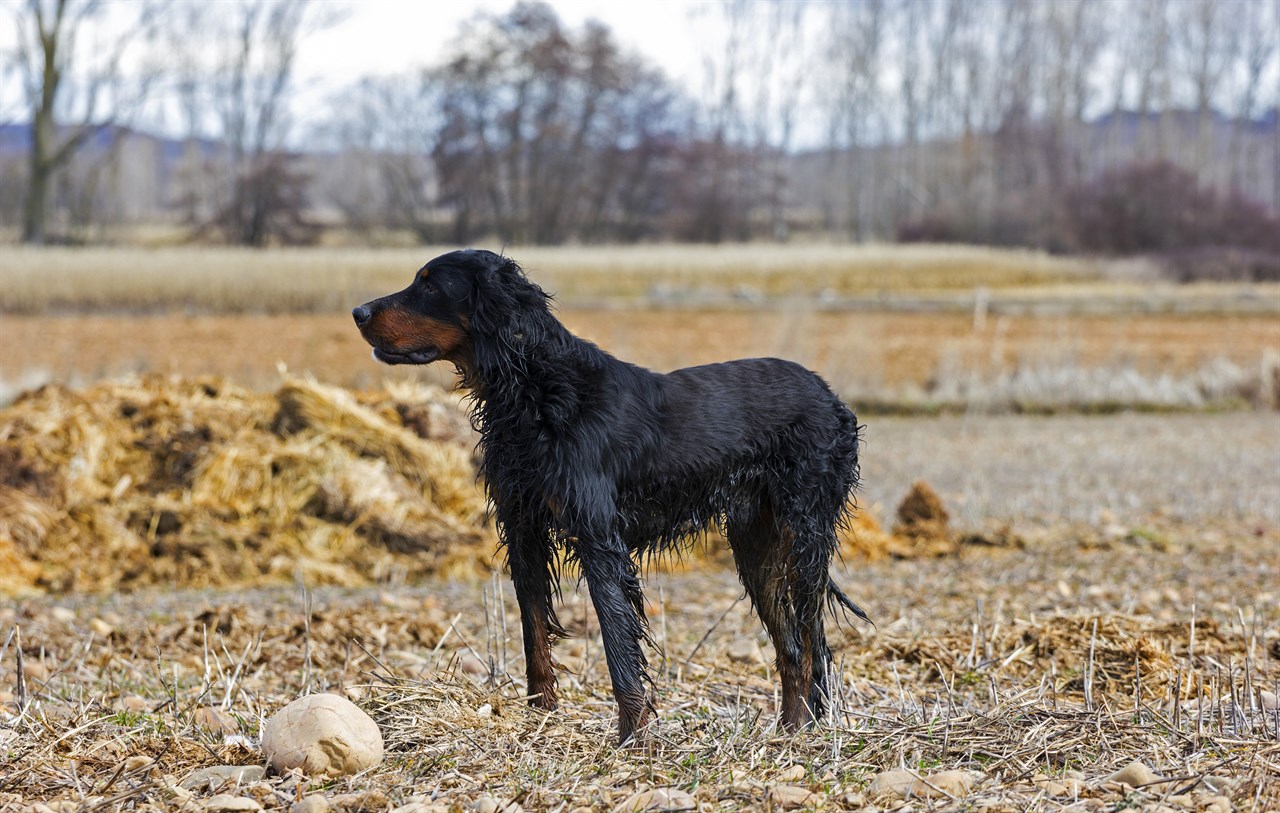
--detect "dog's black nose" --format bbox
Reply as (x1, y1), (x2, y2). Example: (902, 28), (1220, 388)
(352, 306), (371, 326)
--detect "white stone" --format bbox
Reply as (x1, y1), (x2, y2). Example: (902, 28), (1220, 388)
(260, 693), (384, 778)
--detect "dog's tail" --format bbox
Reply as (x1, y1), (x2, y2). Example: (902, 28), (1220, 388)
(827, 578), (874, 627)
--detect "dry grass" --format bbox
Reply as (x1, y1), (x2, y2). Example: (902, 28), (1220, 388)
(3, 308), (1278, 412)
(1, 529), (1276, 811)
(1, 244), (1106, 315)
(0, 374), (492, 594)
(2, 375), (1278, 809)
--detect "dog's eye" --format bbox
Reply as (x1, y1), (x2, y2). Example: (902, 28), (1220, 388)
(422, 280), (438, 295)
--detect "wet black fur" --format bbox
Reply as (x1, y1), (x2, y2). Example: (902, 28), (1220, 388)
(354, 249), (868, 744)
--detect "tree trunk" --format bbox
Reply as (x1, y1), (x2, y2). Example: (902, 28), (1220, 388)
(22, 160), (50, 244)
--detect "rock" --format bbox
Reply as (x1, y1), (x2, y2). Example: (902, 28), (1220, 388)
(614, 788), (696, 811)
(471, 797), (522, 813)
(727, 637), (765, 665)
(1035, 774), (1086, 798)
(117, 695), (149, 713)
(203, 796), (262, 813)
(261, 693), (383, 778)
(330, 791), (390, 811)
(869, 770), (915, 800)
(290, 798), (329, 813)
(90, 618), (114, 637)
(1104, 760), (1161, 789)
(868, 769), (975, 801)
(1259, 690), (1277, 712)
(49, 607), (75, 623)
(767, 784), (821, 808)
(1202, 796), (1232, 813)
(194, 706), (238, 734)
(124, 755), (154, 772)
(391, 801), (450, 813)
(917, 770), (975, 798)
(180, 765), (266, 791)
(775, 764), (806, 783)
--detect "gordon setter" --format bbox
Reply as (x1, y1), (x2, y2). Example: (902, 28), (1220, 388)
(353, 249), (868, 744)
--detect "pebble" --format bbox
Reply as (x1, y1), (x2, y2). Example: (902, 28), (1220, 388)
(614, 787), (696, 812)
(49, 607), (76, 623)
(194, 706), (238, 734)
(775, 764), (806, 782)
(1103, 760), (1161, 789)
(767, 784), (821, 808)
(123, 755), (153, 772)
(727, 637), (765, 665)
(870, 768), (976, 800)
(917, 770), (976, 798)
(202, 795), (262, 813)
(117, 695), (149, 713)
(290, 798), (330, 813)
(869, 770), (915, 800)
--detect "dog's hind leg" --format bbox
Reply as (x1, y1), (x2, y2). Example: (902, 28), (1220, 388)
(725, 501), (811, 730)
(577, 540), (653, 744)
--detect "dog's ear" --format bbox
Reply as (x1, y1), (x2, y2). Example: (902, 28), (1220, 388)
(468, 255), (552, 341)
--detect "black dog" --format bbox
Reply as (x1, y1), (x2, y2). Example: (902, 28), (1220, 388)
(353, 249), (867, 743)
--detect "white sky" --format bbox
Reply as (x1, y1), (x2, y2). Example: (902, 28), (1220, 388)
(296, 0), (710, 90)
(0, 0), (718, 134)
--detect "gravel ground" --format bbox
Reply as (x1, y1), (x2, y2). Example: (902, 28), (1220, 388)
(860, 412), (1280, 526)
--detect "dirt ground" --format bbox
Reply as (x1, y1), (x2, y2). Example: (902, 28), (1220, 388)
(2, 409), (1278, 811)
(3, 309), (1277, 398)
(2, 526), (1277, 811)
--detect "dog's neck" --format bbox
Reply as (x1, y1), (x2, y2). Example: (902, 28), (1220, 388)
(461, 308), (601, 437)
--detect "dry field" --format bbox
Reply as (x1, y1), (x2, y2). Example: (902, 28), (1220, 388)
(2, 245), (1278, 411)
(2, 373), (1278, 811)
(1, 527), (1278, 812)
(3, 308), (1277, 412)
(0, 244), (1105, 314)
(2, 245), (1278, 811)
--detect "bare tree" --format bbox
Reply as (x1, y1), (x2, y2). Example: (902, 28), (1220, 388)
(320, 74), (443, 241)
(11, 0), (161, 244)
(197, 0), (332, 246)
(429, 2), (687, 244)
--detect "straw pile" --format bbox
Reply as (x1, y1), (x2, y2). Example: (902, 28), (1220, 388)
(0, 377), (1011, 594)
(0, 374), (493, 593)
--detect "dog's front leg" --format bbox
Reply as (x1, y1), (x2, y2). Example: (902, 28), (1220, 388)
(578, 541), (652, 745)
(508, 526), (562, 711)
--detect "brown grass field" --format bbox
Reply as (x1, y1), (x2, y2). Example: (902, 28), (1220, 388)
(2, 245), (1279, 811)
(3, 308), (1278, 412)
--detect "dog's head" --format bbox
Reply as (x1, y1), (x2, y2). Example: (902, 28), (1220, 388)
(352, 249), (550, 371)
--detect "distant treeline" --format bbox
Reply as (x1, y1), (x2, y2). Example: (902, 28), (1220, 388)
(3, 0), (1278, 270)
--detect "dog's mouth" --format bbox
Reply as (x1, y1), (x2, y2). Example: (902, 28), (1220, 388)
(371, 346), (441, 365)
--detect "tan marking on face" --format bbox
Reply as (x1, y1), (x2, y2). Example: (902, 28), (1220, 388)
(365, 307), (467, 357)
